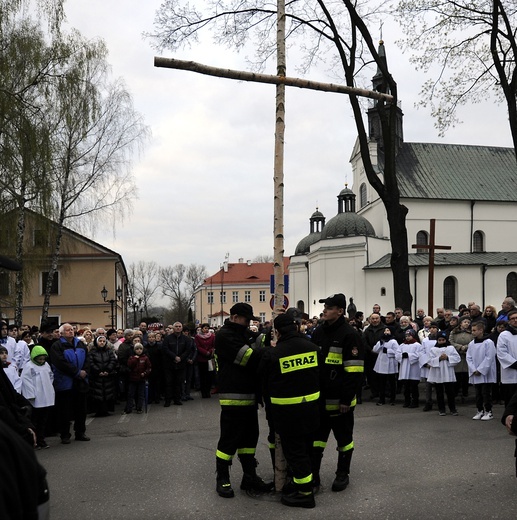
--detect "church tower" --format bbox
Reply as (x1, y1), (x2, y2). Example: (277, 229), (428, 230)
(366, 40), (404, 152)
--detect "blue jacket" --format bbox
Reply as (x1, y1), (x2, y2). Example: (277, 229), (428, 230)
(50, 337), (89, 392)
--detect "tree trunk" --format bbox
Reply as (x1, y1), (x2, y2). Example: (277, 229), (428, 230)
(14, 203), (26, 326)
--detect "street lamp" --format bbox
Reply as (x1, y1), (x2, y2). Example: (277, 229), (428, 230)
(101, 286), (122, 329)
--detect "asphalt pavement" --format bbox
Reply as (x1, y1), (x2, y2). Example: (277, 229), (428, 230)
(36, 391), (516, 520)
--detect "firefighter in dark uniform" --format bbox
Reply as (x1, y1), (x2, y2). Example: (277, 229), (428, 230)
(311, 293), (364, 492)
(214, 303), (272, 498)
(260, 313), (320, 508)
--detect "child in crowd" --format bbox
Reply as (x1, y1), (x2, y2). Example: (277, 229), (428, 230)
(467, 322), (497, 421)
(124, 342), (151, 414)
(419, 322), (439, 411)
(427, 332), (461, 416)
(20, 345), (55, 449)
(396, 329), (421, 408)
(372, 328), (399, 405)
(1, 345), (21, 392)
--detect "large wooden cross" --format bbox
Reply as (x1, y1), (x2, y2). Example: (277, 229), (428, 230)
(411, 219), (451, 316)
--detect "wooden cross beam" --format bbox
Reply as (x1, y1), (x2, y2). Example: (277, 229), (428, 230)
(411, 219), (451, 316)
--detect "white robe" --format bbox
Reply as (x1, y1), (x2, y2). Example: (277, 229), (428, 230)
(427, 346), (460, 383)
(466, 338), (497, 384)
(373, 339), (399, 374)
(21, 361), (55, 408)
(3, 364), (21, 393)
(496, 330), (517, 384)
(396, 342), (421, 381)
(419, 338), (436, 378)
(14, 340), (31, 370)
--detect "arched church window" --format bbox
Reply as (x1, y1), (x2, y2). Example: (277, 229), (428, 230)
(473, 231), (484, 252)
(416, 231), (429, 254)
(359, 183), (367, 208)
(506, 272), (517, 301)
(443, 276), (456, 310)
(297, 300), (305, 314)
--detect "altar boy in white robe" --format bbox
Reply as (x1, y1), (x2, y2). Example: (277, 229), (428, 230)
(467, 322), (497, 421)
(427, 332), (461, 416)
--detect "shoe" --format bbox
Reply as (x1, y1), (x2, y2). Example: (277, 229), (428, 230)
(281, 491), (315, 508)
(332, 472), (349, 492)
(423, 403), (432, 412)
(136, 409), (143, 414)
(181, 397), (188, 401)
(450, 410), (459, 416)
(390, 401), (396, 406)
(402, 402), (410, 408)
(376, 402), (384, 406)
(240, 474), (274, 492)
(122, 409), (132, 415)
(216, 478), (235, 498)
(37, 441), (49, 449)
(173, 401), (183, 406)
(472, 410), (484, 420)
(61, 437), (71, 445)
(439, 410), (446, 416)
(75, 434), (90, 441)
(481, 411), (494, 421)
(164, 401), (171, 407)
(186, 396), (194, 400)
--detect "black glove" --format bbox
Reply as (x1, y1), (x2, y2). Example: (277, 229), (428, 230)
(402, 352), (409, 359)
(382, 347), (388, 354)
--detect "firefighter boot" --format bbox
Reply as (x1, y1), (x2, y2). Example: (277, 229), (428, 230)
(332, 450), (352, 492)
(239, 455), (274, 492)
(216, 458), (234, 498)
(281, 481), (315, 509)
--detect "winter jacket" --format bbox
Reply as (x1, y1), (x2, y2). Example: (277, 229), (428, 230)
(50, 337), (90, 392)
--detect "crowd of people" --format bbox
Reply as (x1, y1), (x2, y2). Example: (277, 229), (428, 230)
(1, 295), (517, 512)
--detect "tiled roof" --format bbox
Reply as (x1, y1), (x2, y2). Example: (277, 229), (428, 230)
(203, 258), (290, 285)
(366, 252), (517, 269)
(396, 143), (517, 201)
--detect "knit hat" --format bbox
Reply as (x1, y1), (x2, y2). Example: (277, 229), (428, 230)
(31, 345), (48, 360)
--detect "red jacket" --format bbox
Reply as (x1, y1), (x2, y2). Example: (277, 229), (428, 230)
(194, 333), (215, 362)
(127, 354), (152, 382)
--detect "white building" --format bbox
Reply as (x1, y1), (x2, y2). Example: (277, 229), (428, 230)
(289, 41), (517, 318)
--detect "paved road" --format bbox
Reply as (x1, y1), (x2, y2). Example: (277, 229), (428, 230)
(36, 393), (516, 520)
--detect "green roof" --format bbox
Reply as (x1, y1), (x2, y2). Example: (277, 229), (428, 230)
(396, 143), (517, 202)
(366, 252), (517, 269)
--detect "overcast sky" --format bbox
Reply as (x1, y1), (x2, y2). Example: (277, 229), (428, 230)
(63, 0), (514, 280)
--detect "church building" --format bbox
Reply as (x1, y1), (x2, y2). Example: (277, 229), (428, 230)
(289, 41), (517, 318)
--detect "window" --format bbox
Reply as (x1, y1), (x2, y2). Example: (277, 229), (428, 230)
(34, 229), (49, 248)
(259, 312), (266, 323)
(507, 272), (517, 301)
(473, 230), (484, 252)
(0, 272), (9, 296)
(259, 290), (266, 302)
(244, 290), (251, 302)
(41, 271), (59, 295)
(207, 291), (214, 304)
(296, 300), (305, 313)
(219, 291), (226, 304)
(380, 287), (386, 296)
(232, 291), (239, 303)
(416, 231), (429, 254)
(443, 276), (456, 310)
(359, 183), (367, 208)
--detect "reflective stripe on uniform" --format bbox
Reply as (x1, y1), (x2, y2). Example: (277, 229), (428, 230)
(270, 391), (320, 406)
(219, 392), (256, 406)
(338, 441), (354, 452)
(325, 351), (343, 365)
(216, 449), (234, 461)
(293, 473), (313, 485)
(313, 440), (327, 449)
(344, 359), (364, 372)
(279, 351), (318, 374)
(325, 397), (357, 410)
(237, 448), (256, 455)
(234, 345), (253, 366)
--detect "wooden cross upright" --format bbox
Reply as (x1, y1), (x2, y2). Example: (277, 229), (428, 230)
(411, 219), (451, 316)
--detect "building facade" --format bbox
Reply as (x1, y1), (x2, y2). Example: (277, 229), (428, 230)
(194, 258), (290, 327)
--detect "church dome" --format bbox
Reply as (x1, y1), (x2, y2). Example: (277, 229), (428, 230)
(321, 212), (376, 239)
(321, 183), (376, 239)
(295, 231), (322, 255)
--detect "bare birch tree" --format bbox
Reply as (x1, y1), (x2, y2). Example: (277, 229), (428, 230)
(149, 0), (413, 310)
(128, 260), (161, 316)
